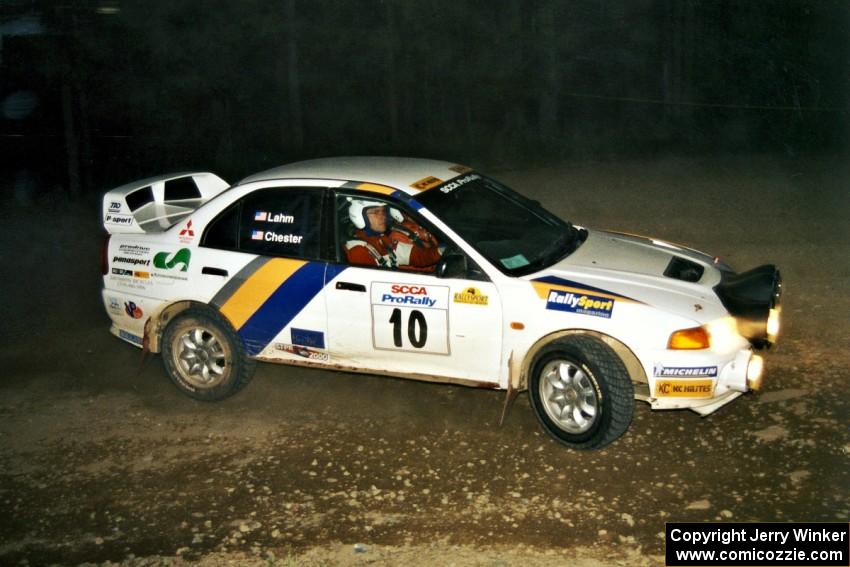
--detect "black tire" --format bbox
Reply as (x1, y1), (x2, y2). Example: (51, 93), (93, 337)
(528, 335), (634, 450)
(161, 310), (256, 401)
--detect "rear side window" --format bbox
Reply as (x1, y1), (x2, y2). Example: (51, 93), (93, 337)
(203, 187), (324, 260)
(125, 186), (154, 211)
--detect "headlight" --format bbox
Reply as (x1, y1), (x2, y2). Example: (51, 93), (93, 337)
(705, 317), (743, 353)
(747, 355), (765, 390)
(766, 308), (781, 343)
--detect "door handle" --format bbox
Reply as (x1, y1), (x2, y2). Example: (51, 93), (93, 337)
(336, 281), (366, 292)
(202, 267), (229, 277)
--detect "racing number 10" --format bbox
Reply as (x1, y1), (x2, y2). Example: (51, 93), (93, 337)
(389, 308), (428, 348)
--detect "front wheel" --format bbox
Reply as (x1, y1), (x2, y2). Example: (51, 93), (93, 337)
(162, 310), (255, 401)
(528, 335), (634, 450)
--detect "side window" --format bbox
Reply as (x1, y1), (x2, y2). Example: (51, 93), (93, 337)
(202, 188), (323, 259)
(239, 188), (322, 258)
(202, 201), (240, 250)
(336, 193), (444, 274)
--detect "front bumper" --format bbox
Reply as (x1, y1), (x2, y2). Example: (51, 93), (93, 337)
(643, 348), (766, 415)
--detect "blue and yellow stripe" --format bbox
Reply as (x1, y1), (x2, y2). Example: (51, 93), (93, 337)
(211, 258), (346, 356)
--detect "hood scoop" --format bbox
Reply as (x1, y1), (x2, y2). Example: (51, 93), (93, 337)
(663, 256), (705, 283)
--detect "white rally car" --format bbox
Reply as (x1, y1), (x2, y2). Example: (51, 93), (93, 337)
(101, 157), (781, 449)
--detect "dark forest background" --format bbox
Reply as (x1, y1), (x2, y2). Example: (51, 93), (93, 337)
(1, 0), (847, 198)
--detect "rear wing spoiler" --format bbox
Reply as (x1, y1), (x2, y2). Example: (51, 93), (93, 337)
(102, 172), (229, 234)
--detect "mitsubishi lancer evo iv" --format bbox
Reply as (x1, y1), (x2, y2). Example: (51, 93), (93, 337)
(101, 157), (782, 449)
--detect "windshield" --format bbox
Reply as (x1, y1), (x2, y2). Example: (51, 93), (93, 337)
(416, 173), (583, 276)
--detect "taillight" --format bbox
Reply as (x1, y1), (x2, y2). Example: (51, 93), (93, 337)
(100, 234), (111, 275)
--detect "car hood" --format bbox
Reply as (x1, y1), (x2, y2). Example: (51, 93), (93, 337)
(531, 229), (728, 319)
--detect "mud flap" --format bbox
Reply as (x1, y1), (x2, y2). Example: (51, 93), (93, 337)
(498, 380), (520, 427)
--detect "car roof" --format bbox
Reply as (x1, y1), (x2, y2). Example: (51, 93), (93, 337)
(239, 156), (470, 195)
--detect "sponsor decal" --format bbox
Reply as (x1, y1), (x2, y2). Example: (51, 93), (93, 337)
(133, 271), (150, 279)
(546, 289), (614, 318)
(654, 379), (715, 398)
(118, 329), (143, 346)
(179, 220), (195, 243)
(275, 342), (329, 362)
(439, 173), (480, 194)
(410, 176), (444, 191)
(108, 201), (122, 212)
(370, 282), (450, 354)
(291, 328), (325, 349)
(118, 244), (150, 257)
(453, 286), (489, 306)
(124, 301), (143, 319)
(107, 297), (122, 313)
(449, 164), (473, 174)
(153, 248), (191, 272)
(113, 255), (150, 267)
(255, 210), (295, 223)
(531, 276), (641, 304)
(179, 220), (194, 237)
(112, 267), (132, 276)
(379, 284), (438, 307)
(105, 213), (133, 225)
(654, 365), (718, 378)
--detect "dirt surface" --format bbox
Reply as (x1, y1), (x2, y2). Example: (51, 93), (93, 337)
(1, 154), (848, 566)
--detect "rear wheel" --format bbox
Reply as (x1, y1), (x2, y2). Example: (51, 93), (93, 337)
(528, 335), (633, 450)
(162, 310), (255, 401)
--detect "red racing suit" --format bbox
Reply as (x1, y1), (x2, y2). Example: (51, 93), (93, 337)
(344, 221), (441, 272)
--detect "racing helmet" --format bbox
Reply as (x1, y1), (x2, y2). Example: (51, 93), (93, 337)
(347, 198), (404, 230)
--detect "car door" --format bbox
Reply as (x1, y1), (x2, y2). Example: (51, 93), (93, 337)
(197, 185), (333, 360)
(324, 192), (503, 385)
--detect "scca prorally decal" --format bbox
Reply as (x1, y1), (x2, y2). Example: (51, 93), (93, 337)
(153, 248), (191, 271)
(438, 173), (480, 194)
(381, 284), (436, 307)
(546, 289), (614, 319)
(654, 365), (718, 378)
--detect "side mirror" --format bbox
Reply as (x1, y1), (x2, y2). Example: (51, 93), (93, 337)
(436, 252), (467, 279)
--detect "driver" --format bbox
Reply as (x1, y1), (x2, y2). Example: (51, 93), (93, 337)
(344, 199), (442, 271)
